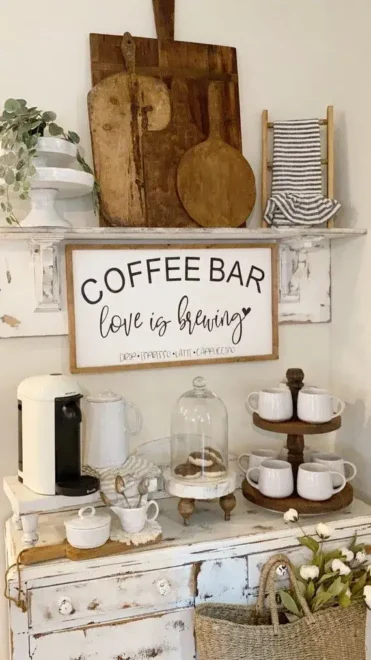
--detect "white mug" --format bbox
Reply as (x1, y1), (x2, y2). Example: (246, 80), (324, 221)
(238, 449), (280, 472)
(297, 463), (346, 501)
(297, 388), (345, 424)
(246, 459), (294, 498)
(312, 452), (357, 487)
(111, 500), (159, 534)
(245, 389), (293, 422)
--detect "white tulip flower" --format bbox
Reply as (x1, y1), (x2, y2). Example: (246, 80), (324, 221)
(283, 508), (299, 523)
(364, 585), (371, 610)
(340, 548), (354, 562)
(316, 523), (333, 539)
(356, 551), (366, 563)
(300, 565), (319, 581)
(332, 559), (351, 576)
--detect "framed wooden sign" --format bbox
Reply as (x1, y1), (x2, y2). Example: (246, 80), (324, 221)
(66, 244), (278, 373)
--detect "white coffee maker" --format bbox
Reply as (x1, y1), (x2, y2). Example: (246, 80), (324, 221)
(18, 374), (99, 496)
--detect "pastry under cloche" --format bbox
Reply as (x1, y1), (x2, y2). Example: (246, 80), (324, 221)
(170, 376), (228, 483)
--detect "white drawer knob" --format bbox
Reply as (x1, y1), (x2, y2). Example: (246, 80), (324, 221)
(156, 578), (171, 595)
(58, 597), (74, 615)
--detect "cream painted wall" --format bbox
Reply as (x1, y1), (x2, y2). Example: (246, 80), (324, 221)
(0, 0), (353, 654)
(329, 4), (371, 501)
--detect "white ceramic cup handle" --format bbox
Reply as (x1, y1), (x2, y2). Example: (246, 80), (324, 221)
(246, 467), (260, 488)
(245, 392), (259, 414)
(146, 500), (159, 522)
(237, 453), (250, 472)
(330, 397), (345, 418)
(343, 461), (357, 482)
(78, 506), (96, 519)
(331, 471), (346, 493)
(123, 401), (142, 435)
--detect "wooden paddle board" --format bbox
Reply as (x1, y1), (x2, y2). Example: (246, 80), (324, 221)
(88, 33), (171, 227)
(177, 81), (256, 227)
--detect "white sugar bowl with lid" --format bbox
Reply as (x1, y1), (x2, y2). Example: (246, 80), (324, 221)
(65, 506), (111, 549)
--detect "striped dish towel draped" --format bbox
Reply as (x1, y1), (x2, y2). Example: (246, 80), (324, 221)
(264, 118), (341, 226)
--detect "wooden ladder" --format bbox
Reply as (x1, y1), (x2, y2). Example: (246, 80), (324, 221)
(261, 106), (335, 228)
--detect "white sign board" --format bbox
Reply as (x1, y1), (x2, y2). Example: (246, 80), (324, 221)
(66, 244), (278, 372)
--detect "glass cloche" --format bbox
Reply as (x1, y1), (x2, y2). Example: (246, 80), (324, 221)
(171, 376), (228, 482)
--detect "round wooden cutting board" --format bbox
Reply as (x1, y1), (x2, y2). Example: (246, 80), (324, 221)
(177, 82), (256, 227)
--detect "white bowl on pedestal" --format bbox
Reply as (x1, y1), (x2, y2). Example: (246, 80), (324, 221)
(35, 137), (77, 167)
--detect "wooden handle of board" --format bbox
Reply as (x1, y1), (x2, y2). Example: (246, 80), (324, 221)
(121, 32), (136, 75)
(153, 0), (175, 40)
(208, 82), (223, 139)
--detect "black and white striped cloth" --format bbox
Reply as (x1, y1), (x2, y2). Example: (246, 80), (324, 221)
(264, 118), (341, 226)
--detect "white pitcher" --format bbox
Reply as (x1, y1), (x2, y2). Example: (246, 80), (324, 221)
(85, 390), (142, 469)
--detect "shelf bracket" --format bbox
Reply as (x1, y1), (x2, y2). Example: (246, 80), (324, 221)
(29, 236), (64, 312)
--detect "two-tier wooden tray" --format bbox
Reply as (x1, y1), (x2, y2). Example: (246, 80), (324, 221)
(242, 368), (353, 514)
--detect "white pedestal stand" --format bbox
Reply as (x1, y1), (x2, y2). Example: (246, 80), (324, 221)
(21, 137), (94, 228)
(164, 469), (237, 525)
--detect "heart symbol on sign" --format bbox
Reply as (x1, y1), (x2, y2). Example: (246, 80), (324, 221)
(242, 307), (251, 317)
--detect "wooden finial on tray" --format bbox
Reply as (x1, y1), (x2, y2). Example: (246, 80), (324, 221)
(286, 368), (304, 419)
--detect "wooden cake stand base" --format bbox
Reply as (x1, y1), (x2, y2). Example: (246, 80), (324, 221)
(242, 480), (353, 515)
(164, 469), (237, 525)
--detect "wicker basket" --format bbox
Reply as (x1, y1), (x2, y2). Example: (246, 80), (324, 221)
(195, 553), (366, 660)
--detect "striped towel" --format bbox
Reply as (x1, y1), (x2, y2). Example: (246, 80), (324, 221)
(264, 118), (341, 226)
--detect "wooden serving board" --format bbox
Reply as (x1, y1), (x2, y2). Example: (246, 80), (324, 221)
(18, 534), (162, 566)
(90, 2), (242, 227)
(242, 479), (353, 515)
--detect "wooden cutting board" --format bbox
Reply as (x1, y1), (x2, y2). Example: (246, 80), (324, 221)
(177, 82), (256, 227)
(90, 0), (242, 227)
(88, 33), (171, 227)
(142, 78), (203, 227)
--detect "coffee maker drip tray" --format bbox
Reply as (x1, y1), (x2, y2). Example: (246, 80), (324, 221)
(56, 475), (100, 497)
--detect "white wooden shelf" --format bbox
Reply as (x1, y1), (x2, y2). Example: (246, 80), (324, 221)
(0, 225), (366, 244)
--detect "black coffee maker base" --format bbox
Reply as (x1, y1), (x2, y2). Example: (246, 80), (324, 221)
(56, 475), (100, 497)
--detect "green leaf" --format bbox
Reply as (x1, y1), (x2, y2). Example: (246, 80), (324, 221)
(5, 169), (15, 185)
(312, 590), (334, 611)
(16, 99), (27, 107)
(0, 166), (5, 178)
(4, 98), (20, 112)
(13, 182), (20, 192)
(28, 165), (36, 176)
(306, 580), (315, 601)
(323, 550), (343, 563)
(339, 593), (352, 608)
(48, 122), (63, 136)
(278, 590), (301, 618)
(352, 572), (368, 595)
(6, 216), (13, 225)
(317, 572), (338, 586)
(0, 185), (5, 195)
(1, 202), (6, 211)
(19, 193), (27, 200)
(327, 576), (344, 597)
(15, 171), (23, 182)
(67, 130), (80, 144)
(42, 111), (57, 123)
(298, 536), (320, 553)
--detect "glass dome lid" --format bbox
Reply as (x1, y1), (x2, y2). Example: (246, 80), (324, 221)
(170, 376), (228, 482)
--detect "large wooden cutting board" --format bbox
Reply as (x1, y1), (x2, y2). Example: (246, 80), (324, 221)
(90, 2), (242, 227)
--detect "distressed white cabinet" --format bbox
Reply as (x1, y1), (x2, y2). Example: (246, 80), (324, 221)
(5, 493), (371, 660)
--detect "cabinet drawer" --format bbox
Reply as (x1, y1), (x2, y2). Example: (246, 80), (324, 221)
(29, 564), (194, 633)
(29, 608), (195, 660)
(247, 532), (371, 588)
